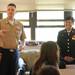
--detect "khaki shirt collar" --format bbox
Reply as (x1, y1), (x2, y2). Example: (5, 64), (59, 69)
(5, 18), (18, 25)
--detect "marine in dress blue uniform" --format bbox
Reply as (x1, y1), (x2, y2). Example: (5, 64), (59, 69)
(57, 16), (75, 65)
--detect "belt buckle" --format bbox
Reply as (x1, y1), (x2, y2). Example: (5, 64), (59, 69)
(10, 49), (14, 52)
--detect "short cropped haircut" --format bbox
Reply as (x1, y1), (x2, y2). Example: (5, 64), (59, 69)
(8, 3), (16, 8)
(64, 16), (74, 23)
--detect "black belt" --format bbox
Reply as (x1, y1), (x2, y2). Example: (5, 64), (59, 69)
(0, 47), (16, 53)
(9, 49), (15, 52)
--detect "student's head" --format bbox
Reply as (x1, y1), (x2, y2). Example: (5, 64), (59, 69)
(64, 16), (74, 30)
(40, 41), (58, 66)
(32, 41), (59, 75)
(7, 3), (16, 19)
(37, 65), (60, 75)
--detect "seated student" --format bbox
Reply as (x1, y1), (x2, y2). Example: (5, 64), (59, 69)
(32, 41), (59, 75)
(18, 57), (26, 75)
(37, 65), (60, 75)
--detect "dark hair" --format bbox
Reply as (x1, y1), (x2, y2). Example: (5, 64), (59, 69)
(64, 16), (74, 23)
(8, 3), (16, 8)
(32, 41), (58, 75)
(40, 41), (58, 66)
(37, 65), (60, 75)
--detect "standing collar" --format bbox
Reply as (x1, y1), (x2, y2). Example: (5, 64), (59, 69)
(64, 28), (74, 33)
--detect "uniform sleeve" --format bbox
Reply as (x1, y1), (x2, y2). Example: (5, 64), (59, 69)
(57, 31), (61, 46)
(20, 25), (26, 41)
(57, 31), (63, 48)
(57, 31), (64, 62)
(0, 20), (1, 30)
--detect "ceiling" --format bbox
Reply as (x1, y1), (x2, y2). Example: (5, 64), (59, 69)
(0, 0), (75, 11)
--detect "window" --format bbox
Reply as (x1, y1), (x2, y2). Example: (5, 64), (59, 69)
(36, 10), (64, 41)
(37, 11), (64, 20)
(35, 27), (64, 41)
(20, 21), (29, 26)
(15, 12), (29, 20)
(37, 10), (64, 26)
(37, 21), (64, 26)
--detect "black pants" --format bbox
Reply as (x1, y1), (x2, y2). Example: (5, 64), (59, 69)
(0, 48), (19, 75)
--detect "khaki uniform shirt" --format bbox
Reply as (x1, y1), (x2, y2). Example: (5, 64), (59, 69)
(0, 18), (26, 49)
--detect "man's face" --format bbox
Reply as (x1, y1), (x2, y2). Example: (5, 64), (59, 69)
(64, 20), (73, 30)
(7, 6), (16, 18)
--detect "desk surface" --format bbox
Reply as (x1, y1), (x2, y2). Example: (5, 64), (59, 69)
(59, 65), (75, 75)
(60, 69), (75, 75)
